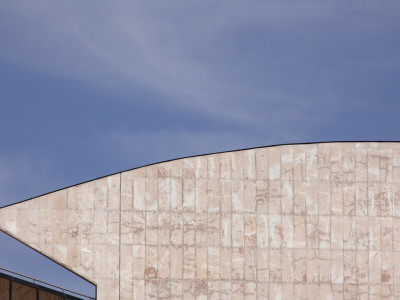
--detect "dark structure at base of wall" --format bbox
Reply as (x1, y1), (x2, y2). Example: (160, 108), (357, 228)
(0, 272), (84, 300)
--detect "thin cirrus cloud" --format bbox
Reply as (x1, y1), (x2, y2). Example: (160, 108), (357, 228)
(0, 0), (399, 202)
(0, 1), (399, 297)
(3, 1), (399, 128)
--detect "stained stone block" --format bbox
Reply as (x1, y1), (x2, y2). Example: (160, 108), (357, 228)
(1, 142), (400, 299)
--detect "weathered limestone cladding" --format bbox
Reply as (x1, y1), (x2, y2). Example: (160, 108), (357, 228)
(1, 142), (400, 299)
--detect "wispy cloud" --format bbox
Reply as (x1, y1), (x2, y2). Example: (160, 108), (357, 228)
(0, 1), (398, 180)
(110, 127), (307, 168)
(1, 2), (399, 296)
(5, 1), (394, 128)
(0, 153), (63, 206)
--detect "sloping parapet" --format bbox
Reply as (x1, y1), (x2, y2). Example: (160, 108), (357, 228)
(0, 175), (120, 299)
(1, 142), (400, 299)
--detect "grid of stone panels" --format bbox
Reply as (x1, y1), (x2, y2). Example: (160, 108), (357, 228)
(2, 142), (400, 299)
(117, 142), (400, 299)
(0, 174), (122, 300)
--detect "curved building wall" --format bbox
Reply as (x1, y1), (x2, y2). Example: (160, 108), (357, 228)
(1, 142), (400, 299)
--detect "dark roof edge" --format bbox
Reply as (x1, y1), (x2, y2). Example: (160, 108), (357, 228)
(1, 140), (399, 209)
(0, 271), (88, 300)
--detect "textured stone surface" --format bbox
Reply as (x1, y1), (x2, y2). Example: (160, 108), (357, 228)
(1, 142), (400, 299)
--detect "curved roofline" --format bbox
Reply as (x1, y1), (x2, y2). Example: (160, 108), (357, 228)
(1, 140), (399, 209)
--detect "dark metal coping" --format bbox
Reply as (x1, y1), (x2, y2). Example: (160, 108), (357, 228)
(0, 140), (398, 293)
(0, 271), (87, 300)
(1, 140), (399, 210)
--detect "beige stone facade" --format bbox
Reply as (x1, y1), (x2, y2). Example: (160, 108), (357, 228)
(1, 142), (400, 299)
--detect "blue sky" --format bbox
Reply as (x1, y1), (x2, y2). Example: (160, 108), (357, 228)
(0, 0), (400, 297)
